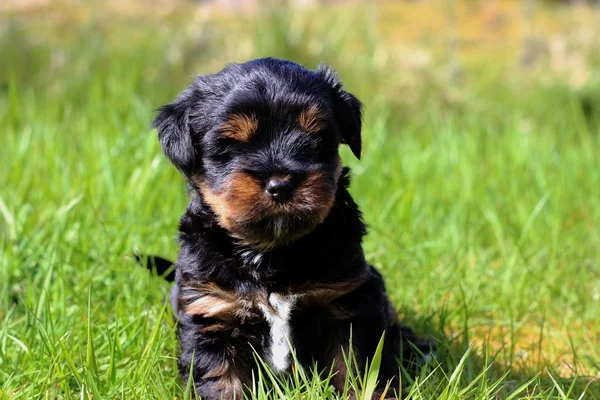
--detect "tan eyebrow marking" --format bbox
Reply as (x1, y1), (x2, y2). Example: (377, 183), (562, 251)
(220, 113), (258, 142)
(298, 103), (326, 133)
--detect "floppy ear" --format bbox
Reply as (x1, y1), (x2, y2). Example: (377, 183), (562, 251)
(318, 64), (363, 159)
(152, 86), (198, 176)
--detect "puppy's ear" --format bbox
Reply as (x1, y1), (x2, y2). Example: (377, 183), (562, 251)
(318, 64), (363, 159)
(152, 86), (199, 176)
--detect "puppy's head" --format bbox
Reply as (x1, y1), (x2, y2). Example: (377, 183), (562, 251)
(153, 58), (362, 248)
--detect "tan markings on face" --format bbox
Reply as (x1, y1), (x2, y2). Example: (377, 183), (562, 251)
(194, 173), (270, 232)
(220, 113), (258, 142)
(298, 103), (326, 133)
(194, 156), (342, 244)
(294, 169), (337, 223)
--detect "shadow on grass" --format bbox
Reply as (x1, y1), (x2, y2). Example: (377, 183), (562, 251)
(400, 308), (600, 399)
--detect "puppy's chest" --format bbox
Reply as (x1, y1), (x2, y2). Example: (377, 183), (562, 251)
(183, 269), (362, 372)
(183, 284), (301, 373)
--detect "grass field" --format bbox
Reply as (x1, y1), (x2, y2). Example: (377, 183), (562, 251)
(1, 1), (600, 398)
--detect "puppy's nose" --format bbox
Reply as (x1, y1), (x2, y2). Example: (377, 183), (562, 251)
(265, 178), (294, 202)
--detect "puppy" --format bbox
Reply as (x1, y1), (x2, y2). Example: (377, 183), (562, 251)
(152, 58), (428, 399)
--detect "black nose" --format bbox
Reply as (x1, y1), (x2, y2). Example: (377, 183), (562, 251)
(265, 178), (294, 202)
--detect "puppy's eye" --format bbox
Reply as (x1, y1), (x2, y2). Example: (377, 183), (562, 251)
(208, 143), (235, 163)
(212, 150), (232, 163)
(297, 140), (322, 163)
(218, 135), (245, 145)
(307, 138), (321, 151)
(243, 170), (270, 182)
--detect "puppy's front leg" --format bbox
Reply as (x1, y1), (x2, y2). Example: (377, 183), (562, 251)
(322, 317), (403, 399)
(177, 314), (259, 400)
(316, 275), (406, 399)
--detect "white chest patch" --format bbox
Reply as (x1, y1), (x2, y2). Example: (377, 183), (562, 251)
(258, 293), (298, 373)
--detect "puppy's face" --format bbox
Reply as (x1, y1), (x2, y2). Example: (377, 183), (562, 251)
(197, 103), (343, 247)
(153, 58), (362, 248)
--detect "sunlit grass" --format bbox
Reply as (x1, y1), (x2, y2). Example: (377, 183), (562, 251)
(1, 1), (599, 398)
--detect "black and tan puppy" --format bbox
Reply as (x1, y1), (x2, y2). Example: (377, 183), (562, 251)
(152, 58), (427, 399)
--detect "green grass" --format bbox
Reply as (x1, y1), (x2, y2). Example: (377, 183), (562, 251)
(1, 2), (600, 399)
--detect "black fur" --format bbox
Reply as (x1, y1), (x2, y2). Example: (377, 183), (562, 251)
(151, 58), (428, 399)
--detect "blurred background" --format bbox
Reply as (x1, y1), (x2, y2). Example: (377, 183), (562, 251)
(3, 0), (600, 120)
(3, 0), (600, 123)
(1, 0), (599, 398)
